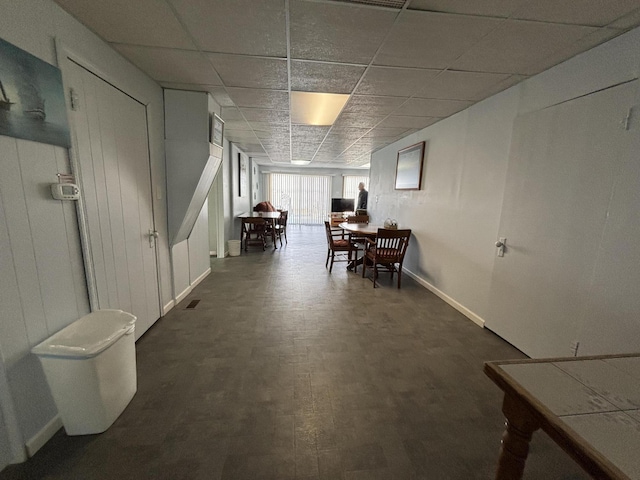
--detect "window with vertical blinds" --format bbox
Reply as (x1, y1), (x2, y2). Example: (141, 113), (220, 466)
(268, 173), (332, 225)
(343, 175), (369, 204)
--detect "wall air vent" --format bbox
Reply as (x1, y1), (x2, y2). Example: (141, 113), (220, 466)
(332, 0), (407, 8)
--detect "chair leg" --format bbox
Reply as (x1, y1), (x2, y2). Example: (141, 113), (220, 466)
(329, 252), (335, 273)
(398, 264), (403, 289)
(362, 255), (366, 278)
(373, 263), (378, 288)
(326, 249), (330, 268)
(283, 229), (287, 243)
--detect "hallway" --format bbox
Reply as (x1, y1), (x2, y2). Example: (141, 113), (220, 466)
(0, 226), (587, 479)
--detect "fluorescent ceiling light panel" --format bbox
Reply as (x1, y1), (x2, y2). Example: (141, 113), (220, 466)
(291, 91), (349, 126)
(291, 160), (311, 165)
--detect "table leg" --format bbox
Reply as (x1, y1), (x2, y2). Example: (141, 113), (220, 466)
(495, 394), (540, 480)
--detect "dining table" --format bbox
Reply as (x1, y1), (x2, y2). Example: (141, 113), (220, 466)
(484, 353), (640, 480)
(238, 211), (281, 249)
(339, 222), (392, 271)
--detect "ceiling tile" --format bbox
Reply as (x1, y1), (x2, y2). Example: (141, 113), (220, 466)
(451, 19), (598, 75)
(223, 120), (253, 131)
(343, 95), (408, 115)
(512, 0), (640, 27)
(292, 125), (329, 142)
(522, 27), (626, 77)
(421, 70), (513, 100)
(208, 87), (235, 107)
(220, 107), (245, 121)
(470, 74), (527, 101)
(208, 54), (287, 90)
(328, 126), (372, 139)
(55, 0), (195, 49)
(242, 109), (289, 124)
(227, 88), (289, 109)
(394, 97), (472, 116)
(159, 82), (220, 93)
(365, 126), (411, 138)
(113, 45), (222, 84)
(291, 61), (366, 94)
(378, 115), (440, 129)
(407, 0), (527, 17)
(168, 0), (286, 56)
(225, 130), (259, 141)
(610, 6), (640, 28)
(356, 66), (440, 97)
(289, 0), (398, 63)
(375, 10), (502, 69)
(333, 113), (386, 128)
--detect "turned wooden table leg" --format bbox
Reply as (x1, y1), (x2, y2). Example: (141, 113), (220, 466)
(495, 394), (540, 480)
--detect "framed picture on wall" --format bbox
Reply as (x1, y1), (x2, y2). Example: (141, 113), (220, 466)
(395, 141), (425, 190)
(210, 113), (224, 147)
(238, 153), (247, 197)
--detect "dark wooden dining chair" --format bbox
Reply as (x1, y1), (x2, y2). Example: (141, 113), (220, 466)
(242, 217), (267, 251)
(324, 221), (356, 273)
(362, 228), (411, 288)
(275, 210), (288, 246)
(346, 215), (369, 224)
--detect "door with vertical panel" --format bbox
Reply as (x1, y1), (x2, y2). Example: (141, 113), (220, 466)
(486, 81), (638, 358)
(65, 60), (160, 338)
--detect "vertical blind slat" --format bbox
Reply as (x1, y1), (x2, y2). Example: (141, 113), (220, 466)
(268, 173), (331, 225)
(342, 175), (369, 205)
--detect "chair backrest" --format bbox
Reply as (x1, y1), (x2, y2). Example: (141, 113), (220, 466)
(374, 228), (411, 261)
(243, 217), (266, 232)
(278, 210), (288, 226)
(346, 215), (369, 224)
(324, 221), (346, 247)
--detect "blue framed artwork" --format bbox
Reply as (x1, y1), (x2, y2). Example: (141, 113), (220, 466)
(0, 37), (71, 148)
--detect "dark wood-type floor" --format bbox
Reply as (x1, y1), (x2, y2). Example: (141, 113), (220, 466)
(1, 226), (589, 479)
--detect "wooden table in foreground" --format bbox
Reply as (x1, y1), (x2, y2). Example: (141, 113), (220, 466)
(484, 354), (640, 480)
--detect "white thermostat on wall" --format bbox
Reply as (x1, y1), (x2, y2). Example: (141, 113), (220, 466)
(51, 183), (80, 200)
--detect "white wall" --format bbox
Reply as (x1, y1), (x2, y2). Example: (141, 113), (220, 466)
(188, 202), (211, 284)
(0, 0), (172, 466)
(370, 27), (640, 355)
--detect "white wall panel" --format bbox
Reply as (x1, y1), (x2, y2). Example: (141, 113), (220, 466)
(370, 26), (640, 356)
(188, 202), (210, 283)
(0, 0), (169, 454)
(172, 241), (190, 302)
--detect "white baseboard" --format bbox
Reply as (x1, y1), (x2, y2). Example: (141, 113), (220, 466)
(162, 299), (175, 316)
(25, 415), (63, 458)
(175, 285), (192, 305)
(209, 250), (216, 256)
(403, 268), (485, 328)
(190, 268), (211, 289)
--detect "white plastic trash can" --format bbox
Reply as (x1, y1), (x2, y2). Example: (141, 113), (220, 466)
(228, 240), (241, 256)
(31, 309), (137, 435)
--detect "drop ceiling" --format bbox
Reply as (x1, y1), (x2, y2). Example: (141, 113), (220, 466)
(54, 0), (640, 168)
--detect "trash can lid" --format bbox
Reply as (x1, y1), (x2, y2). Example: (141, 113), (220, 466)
(31, 310), (136, 358)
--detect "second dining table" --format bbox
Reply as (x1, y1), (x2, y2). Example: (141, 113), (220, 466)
(238, 211), (281, 249)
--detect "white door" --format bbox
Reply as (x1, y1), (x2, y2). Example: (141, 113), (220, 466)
(486, 81), (638, 358)
(66, 60), (160, 338)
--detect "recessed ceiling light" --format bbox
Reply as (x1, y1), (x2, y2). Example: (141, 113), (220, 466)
(291, 160), (311, 165)
(291, 91), (350, 126)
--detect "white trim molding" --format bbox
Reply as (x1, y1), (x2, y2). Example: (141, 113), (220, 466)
(403, 268), (486, 328)
(190, 268), (211, 290)
(162, 299), (175, 316)
(25, 415), (63, 458)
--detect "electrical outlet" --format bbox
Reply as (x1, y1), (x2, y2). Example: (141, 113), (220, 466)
(570, 341), (580, 356)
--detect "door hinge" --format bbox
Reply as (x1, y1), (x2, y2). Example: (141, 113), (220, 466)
(69, 88), (79, 111)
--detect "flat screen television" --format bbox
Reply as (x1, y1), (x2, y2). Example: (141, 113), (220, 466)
(331, 198), (355, 212)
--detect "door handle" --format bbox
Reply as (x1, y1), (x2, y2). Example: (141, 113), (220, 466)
(495, 237), (506, 257)
(148, 229), (159, 248)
